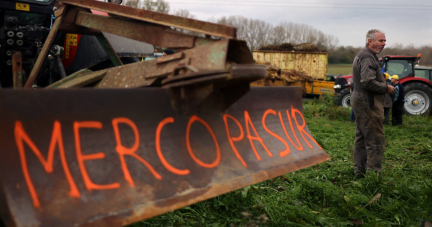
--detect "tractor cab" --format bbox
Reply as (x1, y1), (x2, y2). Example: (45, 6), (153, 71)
(380, 55), (420, 79)
(415, 65), (432, 81)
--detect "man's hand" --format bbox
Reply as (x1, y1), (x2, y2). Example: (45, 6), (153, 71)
(387, 84), (395, 94)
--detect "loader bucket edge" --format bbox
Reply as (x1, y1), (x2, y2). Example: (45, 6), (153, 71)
(0, 87), (329, 227)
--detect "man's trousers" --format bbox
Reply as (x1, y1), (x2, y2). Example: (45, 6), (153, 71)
(351, 92), (385, 176)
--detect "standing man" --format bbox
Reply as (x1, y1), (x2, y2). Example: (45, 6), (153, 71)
(351, 29), (395, 178)
(391, 75), (404, 126)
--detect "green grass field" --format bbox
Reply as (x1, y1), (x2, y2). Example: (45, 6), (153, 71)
(328, 64), (353, 75)
(130, 97), (432, 227)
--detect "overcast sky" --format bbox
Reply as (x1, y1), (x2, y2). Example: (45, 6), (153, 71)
(165, 0), (432, 48)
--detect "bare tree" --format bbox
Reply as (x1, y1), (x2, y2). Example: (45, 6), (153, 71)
(324, 35), (339, 52)
(418, 45), (432, 65)
(216, 16), (271, 50)
(268, 25), (286, 45)
(391, 43), (404, 49)
(274, 21), (338, 51)
(171, 9), (202, 36)
(123, 0), (169, 13)
(216, 16), (339, 51)
(123, 0), (139, 8)
(245, 19), (272, 51)
(215, 15), (248, 40)
(172, 9), (196, 19)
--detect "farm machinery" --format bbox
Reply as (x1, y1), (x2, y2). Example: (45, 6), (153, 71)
(334, 54), (432, 116)
(0, 0), (330, 226)
(251, 47), (335, 97)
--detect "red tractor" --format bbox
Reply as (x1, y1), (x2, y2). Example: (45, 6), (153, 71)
(334, 54), (432, 116)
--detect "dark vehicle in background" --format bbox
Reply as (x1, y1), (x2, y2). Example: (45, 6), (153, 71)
(326, 74), (344, 82)
(334, 55), (432, 116)
(333, 75), (352, 107)
(415, 65), (432, 80)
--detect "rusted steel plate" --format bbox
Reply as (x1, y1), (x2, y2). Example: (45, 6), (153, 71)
(46, 69), (94, 88)
(59, 7), (101, 35)
(74, 11), (215, 50)
(51, 70), (107, 88)
(0, 87), (330, 227)
(54, 4), (68, 18)
(60, 0), (237, 38)
(46, 40), (259, 90)
(94, 39), (253, 88)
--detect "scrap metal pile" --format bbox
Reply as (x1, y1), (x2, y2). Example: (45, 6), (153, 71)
(256, 62), (314, 85)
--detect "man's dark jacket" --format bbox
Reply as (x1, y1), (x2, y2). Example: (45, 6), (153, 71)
(351, 47), (387, 112)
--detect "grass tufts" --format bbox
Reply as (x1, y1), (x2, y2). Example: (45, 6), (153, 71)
(131, 99), (432, 227)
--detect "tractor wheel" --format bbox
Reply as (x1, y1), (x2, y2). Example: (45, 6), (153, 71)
(336, 88), (351, 107)
(403, 82), (432, 116)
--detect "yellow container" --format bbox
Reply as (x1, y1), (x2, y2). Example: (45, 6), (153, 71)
(253, 50), (328, 81)
(305, 81), (334, 95)
(252, 50), (334, 96)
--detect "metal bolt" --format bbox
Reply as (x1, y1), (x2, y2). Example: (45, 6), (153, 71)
(16, 40), (23, 46)
(6, 39), (14, 45)
(48, 55), (55, 63)
(6, 50), (12, 56)
(6, 60), (12, 66)
(16, 32), (24, 38)
(7, 31), (14, 37)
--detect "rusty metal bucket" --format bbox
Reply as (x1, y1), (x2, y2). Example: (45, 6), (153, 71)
(0, 87), (329, 227)
(0, 0), (330, 226)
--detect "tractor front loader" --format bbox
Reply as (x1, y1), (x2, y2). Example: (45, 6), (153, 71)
(0, 0), (330, 226)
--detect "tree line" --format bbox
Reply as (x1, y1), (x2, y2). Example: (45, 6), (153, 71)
(122, 0), (432, 65)
(212, 16), (339, 52)
(329, 44), (432, 65)
(122, 0), (338, 51)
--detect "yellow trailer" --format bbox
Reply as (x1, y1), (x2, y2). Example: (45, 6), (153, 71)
(251, 50), (334, 95)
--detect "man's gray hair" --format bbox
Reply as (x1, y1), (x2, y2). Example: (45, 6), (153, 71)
(365, 29), (385, 46)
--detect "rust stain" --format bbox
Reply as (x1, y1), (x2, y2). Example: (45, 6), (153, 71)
(0, 87), (329, 226)
(61, 0), (237, 38)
